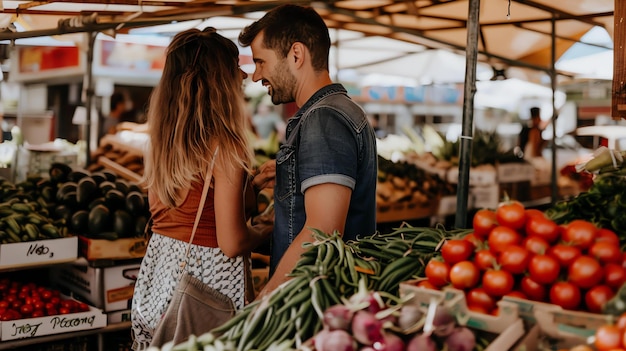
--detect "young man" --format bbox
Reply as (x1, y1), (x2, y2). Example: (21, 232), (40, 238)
(240, 4), (378, 294)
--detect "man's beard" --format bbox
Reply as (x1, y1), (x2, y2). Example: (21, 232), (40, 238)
(268, 61), (297, 105)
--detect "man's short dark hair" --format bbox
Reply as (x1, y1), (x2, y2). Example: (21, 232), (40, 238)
(238, 4), (331, 71)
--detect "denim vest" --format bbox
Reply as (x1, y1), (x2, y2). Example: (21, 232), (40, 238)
(270, 84), (378, 273)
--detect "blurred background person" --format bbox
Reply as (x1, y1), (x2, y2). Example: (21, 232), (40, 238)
(251, 103), (285, 141)
(518, 106), (546, 159)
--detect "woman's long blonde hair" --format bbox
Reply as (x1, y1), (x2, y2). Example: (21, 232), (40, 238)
(144, 27), (254, 208)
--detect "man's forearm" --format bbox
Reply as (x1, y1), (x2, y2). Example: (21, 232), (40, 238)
(257, 230), (313, 298)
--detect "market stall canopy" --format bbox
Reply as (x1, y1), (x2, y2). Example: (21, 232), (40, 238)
(0, 0), (615, 75)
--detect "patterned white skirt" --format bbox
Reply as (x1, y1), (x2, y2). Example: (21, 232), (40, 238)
(131, 233), (246, 351)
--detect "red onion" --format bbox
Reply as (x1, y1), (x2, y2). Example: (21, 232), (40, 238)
(372, 332), (405, 351)
(323, 304), (354, 331)
(316, 329), (357, 351)
(397, 304), (423, 331)
(406, 332), (437, 351)
(432, 307), (456, 337)
(444, 327), (476, 351)
(351, 310), (384, 346)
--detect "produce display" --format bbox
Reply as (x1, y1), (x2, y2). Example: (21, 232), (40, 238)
(0, 175), (69, 242)
(0, 161), (149, 243)
(425, 201), (625, 314)
(149, 226), (471, 351)
(48, 163), (150, 240)
(0, 278), (90, 321)
(377, 156), (454, 210)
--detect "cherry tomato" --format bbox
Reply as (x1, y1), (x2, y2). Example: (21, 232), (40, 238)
(548, 243), (582, 268)
(449, 261), (480, 290)
(466, 287), (497, 313)
(569, 255), (603, 289)
(463, 233), (483, 248)
(425, 259), (451, 288)
(595, 325), (622, 351)
(474, 249), (497, 271)
(589, 241), (623, 264)
(415, 280), (438, 290)
(498, 245), (531, 275)
(20, 304), (33, 317)
(504, 290), (528, 300)
(520, 276), (547, 301)
(522, 236), (550, 255)
(528, 254), (560, 285)
(596, 228), (621, 246)
(488, 226), (523, 254)
(562, 220), (598, 250)
(441, 239), (475, 264)
(525, 215), (560, 243)
(482, 269), (515, 297)
(41, 290), (53, 301)
(604, 263), (626, 290)
(32, 300), (45, 311)
(58, 307), (71, 315)
(496, 201), (527, 230)
(549, 281), (581, 310)
(585, 285), (614, 314)
(473, 209), (498, 238)
(525, 208), (545, 219)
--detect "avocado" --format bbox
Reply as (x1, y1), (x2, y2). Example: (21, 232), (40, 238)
(54, 204), (74, 224)
(88, 197), (107, 210)
(113, 209), (134, 238)
(125, 191), (146, 216)
(62, 191), (78, 208)
(70, 210), (89, 235)
(115, 179), (130, 195)
(99, 181), (116, 194)
(88, 204), (111, 234)
(77, 177), (98, 206)
(105, 189), (126, 210)
(56, 182), (77, 202)
(67, 169), (90, 183)
(102, 170), (117, 182)
(128, 183), (144, 194)
(90, 172), (108, 185)
(49, 163), (73, 184)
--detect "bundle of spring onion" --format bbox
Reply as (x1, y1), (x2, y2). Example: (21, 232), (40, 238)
(576, 146), (626, 174)
(151, 225), (471, 351)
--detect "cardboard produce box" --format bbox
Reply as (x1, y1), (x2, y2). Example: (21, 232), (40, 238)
(52, 260), (141, 313)
(0, 236), (78, 270)
(400, 281), (526, 351)
(79, 235), (147, 260)
(0, 299), (106, 341)
(503, 295), (614, 339)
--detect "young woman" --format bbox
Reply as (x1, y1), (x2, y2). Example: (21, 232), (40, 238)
(131, 27), (271, 350)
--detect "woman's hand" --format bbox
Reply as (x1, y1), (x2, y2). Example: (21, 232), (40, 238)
(253, 160), (276, 190)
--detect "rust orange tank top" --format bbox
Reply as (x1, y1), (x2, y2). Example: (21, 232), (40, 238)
(148, 180), (218, 248)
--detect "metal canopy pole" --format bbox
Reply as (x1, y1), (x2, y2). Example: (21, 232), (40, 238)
(550, 17), (558, 204)
(84, 31), (97, 167)
(455, 0), (481, 229)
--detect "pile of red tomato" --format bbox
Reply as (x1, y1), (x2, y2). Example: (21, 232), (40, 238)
(0, 278), (90, 321)
(422, 200), (626, 315)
